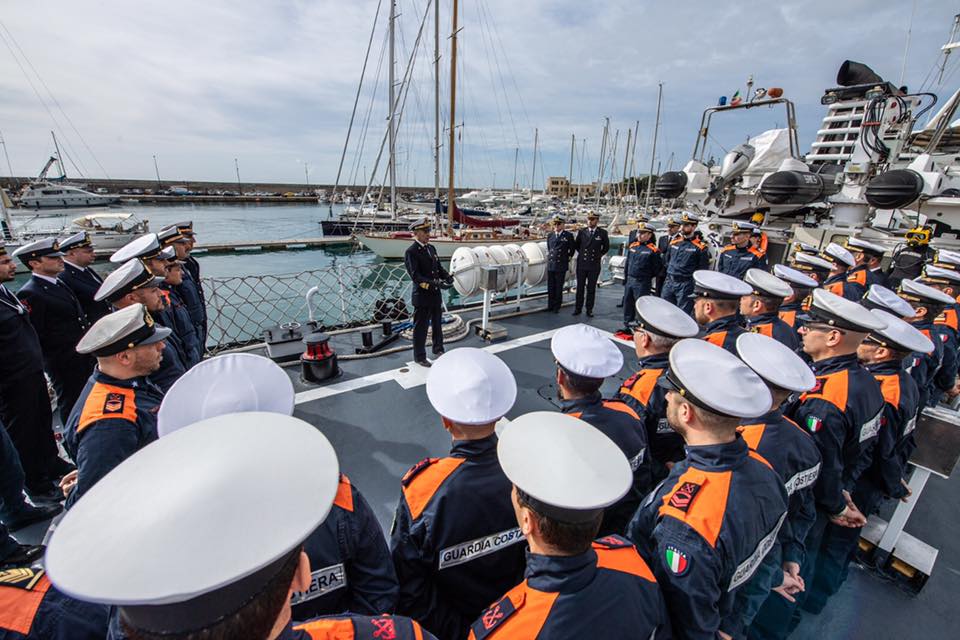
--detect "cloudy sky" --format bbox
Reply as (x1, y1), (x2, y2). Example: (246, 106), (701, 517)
(0, 1), (956, 189)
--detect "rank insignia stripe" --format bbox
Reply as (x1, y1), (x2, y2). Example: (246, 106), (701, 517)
(667, 481), (701, 512)
(471, 594), (519, 639)
(104, 392), (125, 414)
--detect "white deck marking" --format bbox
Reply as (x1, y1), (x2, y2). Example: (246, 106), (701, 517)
(293, 326), (628, 405)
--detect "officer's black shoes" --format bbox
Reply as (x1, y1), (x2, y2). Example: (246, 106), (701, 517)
(433, 348), (445, 356)
(0, 543), (45, 569)
(4, 502), (62, 532)
(586, 310), (594, 317)
(415, 358), (432, 368)
(572, 310), (581, 316)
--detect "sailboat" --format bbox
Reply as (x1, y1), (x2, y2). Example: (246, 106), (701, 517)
(356, 0), (547, 259)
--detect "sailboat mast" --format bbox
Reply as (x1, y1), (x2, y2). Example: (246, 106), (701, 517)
(388, 0), (397, 217)
(595, 118), (608, 207)
(530, 128), (538, 205)
(51, 131), (65, 180)
(447, 0), (458, 233)
(433, 0), (441, 210)
(568, 134), (575, 200)
(512, 147), (519, 191)
(645, 82), (663, 210)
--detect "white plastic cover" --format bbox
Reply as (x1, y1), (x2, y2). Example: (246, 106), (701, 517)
(522, 241), (547, 286)
(746, 128), (793, 174)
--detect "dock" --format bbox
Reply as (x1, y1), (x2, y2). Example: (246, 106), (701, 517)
(191, 236), (357, 255)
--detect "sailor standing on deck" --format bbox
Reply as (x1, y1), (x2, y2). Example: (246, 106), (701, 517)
(846, 236), (888, 289)
(820, 242), (865, 302)
(159, 224), (207, 348)
(156, 354), (398, 625)
(551, 324), (653, 535)
(58, 231), (111, 323)
(12, 238), (95, 426)
(156, 242), (202, 367)
(655, 215), (681, 295)
(626, 339), (787, 640)
(661, 212), (710, 314)
(619, 296), (699, 487)
(572, 211), (609, 317)
(918, 265), (960, 403)
(691, 270), (752, 354)
(741, 269), (801, 351)
(391, 348), (525, 640)
(896, 278), (955, 409)
(46, 413), (436, 640)
(0, 242), (70, 503)
(95, 259), (188, 393)
(717, 221), (767, 280)
(62, 304), (167, 508)
(772, 264), (818, 340)
(468, 411), (671, 640)
(621, 219), (662, 328)
(545, 215), (575, 313)
(404, 217), (452, 367)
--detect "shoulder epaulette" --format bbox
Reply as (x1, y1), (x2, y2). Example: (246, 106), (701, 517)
(799, 371), (849, 411)
(722, 244), (736, 251)
(748, 247), (765, 258)
(670, 237), (683, 246)
(0, 569), (52, 635)
(658, 467), (727, 547)
(333, 473), (354, 512)
(594, 534), (633, 549)
(77, 383), (138, 435)
(401, 457), (467, 520)
(692, 239), (708, 250)
(0, 567), (47, 591)
(647, 243), (660, 253)
(628, 241), (641, 249)
(470, 590), (522, 640)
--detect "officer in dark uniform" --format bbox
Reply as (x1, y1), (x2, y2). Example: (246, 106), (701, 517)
(920, 265), (960, 403)
(552, 324), (653, 535)
(655, 215), (680, 295)
(12, 238), (94, 426)
(722, 334), (821, 638)
(95, 258), (188, 393)
(0, 243), (68, 501)
(572, 211), (609, 316)
(617, 217), (645, 308)
(545, 215), (574, 312)
(404, 217), (452, 367)
(155, 353), (398, 622)
(45, 413), (436, 640)
(773, 264), (818, 340)
(662, 212), (710, 314)
(692, 270), (752, 354)
(62, 303), (167, 508)
(821, 242), (865, 302)
(159, 225), (207, 350)
(717, 220), (767, 279)
(0, 565), (109, 639)
(158, 252), (202, 367)
(626, 339), (788, 640)
(741, 268), (800, 351)
(622, 220), (662, 328)
(469, 411), (671, 640)
(847, 236), (888, 289)
(58, 231), (110, 323)
(168, 221), (207, 344)
(619, 296), (700, 482)
(391, 348), (524, 640)
(753, 289), (884, 637)
(897, 278), (954, 409)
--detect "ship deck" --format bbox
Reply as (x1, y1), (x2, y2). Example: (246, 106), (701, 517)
(17, 284), (960, 638)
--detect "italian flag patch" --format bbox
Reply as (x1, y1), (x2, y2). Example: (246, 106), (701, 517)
(806, 416), (823, 433)
(665, 545), (689, 575)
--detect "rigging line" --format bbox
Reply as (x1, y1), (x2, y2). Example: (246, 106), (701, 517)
(331, 0), (383, 203)
(476, 0), (522, 149)
(480, 0), (532, 133)
(0, 21), (109, 178)
(0, 28), (87, 177)
(473, 2), (510, 154)
(347, 25), (390, 191)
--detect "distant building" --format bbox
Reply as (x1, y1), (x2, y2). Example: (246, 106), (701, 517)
(546, 177), (600, 198)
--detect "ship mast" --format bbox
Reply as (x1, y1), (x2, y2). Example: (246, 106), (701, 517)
(644, 82), (663, 211)
(433, 0), (441, 214)
(388, 0), (397, 218)
(446, 0), (458, 234)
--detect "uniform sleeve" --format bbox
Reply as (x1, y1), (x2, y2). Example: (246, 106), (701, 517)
(600, 230), (610, 255)
(651, 520), (724, 640)
(344, 489), (400, 614)
(404, 250), (429, 287)
(650, 250), (663, 277)
(934, 332), (957, 393)
(18, 289), (47, 336)
(74, 420), (140, 501)
(721, 541), (781, 638)
(790, 400), (847, 516)
(573, 230), (582, 255)
(698, 246), (711, 270)
(782, 484), (817, 566)
(874, 403), (907, 498)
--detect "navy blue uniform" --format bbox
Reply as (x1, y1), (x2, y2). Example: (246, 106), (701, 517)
(174, 268), (207, 350)
(468, 536), (671, 640)
(906, 320), (944, 410)
(62, 369), (163, 509)
(823, 273), (865, 302)
(722, 413), (821, 637)
(59, 261), (110, 323)
(0, 568), (109, 640)
(746, 312), (800, 352)
(405, 241), (451, 362)
(628, 437), (788, 640)
(546, 230), (575, 312)
(294, 474), (399, 620)
(573, 226), (610, 314)
(931, 322), (958, 405)
(391, 436), (526, 640)
(754, 353), (883, 637)
(150, 303), (189, 392)
(655, 232), (675, 294)
(17, 275), (94, 424)
(663, 236), (710, 314)
(618, 354), (686, 478)
(561, 392), (653, 536)
(717, 244), (767, 280)
(283, 614), (437, 639)
(0, 285), (61, 493)
(701, 314), (746, 355)
(623, 241), (662, 324)
(160, 287), (202, 368)
(869, 267), (890, 289)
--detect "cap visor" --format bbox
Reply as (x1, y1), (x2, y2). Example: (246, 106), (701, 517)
(140, 326), (172, 346)
(49, 251), (65, 257)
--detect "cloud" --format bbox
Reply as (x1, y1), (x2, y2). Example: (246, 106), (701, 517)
(0, 0), (955, 188)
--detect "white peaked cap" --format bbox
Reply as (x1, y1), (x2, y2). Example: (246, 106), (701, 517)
(158, 354), (296, 437)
